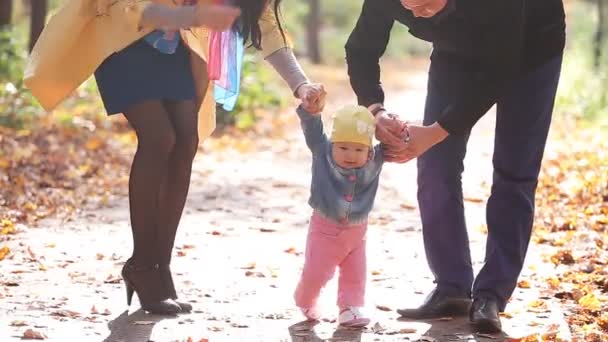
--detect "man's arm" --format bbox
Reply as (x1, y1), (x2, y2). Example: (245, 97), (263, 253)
(296, 106), (327, 152)
(345, 0), (394, 108)
(436, 0), (526, 135)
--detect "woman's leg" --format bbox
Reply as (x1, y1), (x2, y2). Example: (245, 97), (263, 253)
(158, 99), (199, 265)
(123, 100), (176, 265)
(121, 100), (181, 314)
(156, 99), (198, 307)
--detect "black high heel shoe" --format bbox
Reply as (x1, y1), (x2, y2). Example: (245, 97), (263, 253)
(160, 264), (193, 313)
(122, 260), (181, 315)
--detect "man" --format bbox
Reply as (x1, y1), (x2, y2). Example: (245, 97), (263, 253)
(345, 0), (565, 333)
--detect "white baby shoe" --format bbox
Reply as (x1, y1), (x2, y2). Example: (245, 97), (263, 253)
(300, 306), (321, 321)
(338, 307), (371, 327)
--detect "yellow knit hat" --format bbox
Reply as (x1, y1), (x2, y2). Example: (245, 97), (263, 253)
(330, 105), (375, 147)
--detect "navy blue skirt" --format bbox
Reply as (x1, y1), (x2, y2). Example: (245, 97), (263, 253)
(95, 39), (196, 115)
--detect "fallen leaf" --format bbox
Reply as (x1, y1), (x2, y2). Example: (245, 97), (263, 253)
(1, 219), (16, 235)
(500, 312), (514, 319)
(418, 336), (438, 342)
(85, 137), (102, 150)
(508, 333), (541, 342)
(0, 158), (10, 168)
(464, 196), (484, 203)
(376, 304), (391, 311)
(23, 329), (47, 340)
(528, 299), (546, 309)
(518, 280), (531, 289)
(0, 246), (10, 261)
(104, 274), (122, 284)
(284, 247), (297, 254)
(371, 322), (386, 334)
(399, 328), (417, 334)
(10, 320), (28, 327)
(241, 263), (256, 270)
(177, 250), (187, 257)
(400, 203), (417, 210)
(52, 310), (80, 318)
(550, 250), (575, 265)
(578, 293), (601, 311)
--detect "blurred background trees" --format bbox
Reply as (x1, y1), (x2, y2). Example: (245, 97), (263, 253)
(0, 0), (606, 129)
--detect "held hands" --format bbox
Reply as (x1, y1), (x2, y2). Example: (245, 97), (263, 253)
(297, 83), (327, 115)
(400, 0), (447, 18)
(375, 111), (409, 149)
(372, 106), (449, 163)
(382, 122), (449, 163)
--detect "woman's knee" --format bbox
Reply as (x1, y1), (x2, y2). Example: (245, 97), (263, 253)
(174, 130), (199, 161)
(138, 127), (177, 160)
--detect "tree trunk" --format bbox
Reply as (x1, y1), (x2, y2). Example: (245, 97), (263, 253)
(29, 0), (47, 52)
(0, 0), (12, 26)
(594, 0), (607, 70)
(306, 0), (321, 64)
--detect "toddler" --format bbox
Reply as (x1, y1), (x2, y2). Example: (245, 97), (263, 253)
(293, 104), (385, 327)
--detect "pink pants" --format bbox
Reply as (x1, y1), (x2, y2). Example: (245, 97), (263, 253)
(294, 212), (368, 309)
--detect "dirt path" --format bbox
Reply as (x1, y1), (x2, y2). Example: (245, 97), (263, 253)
(0, 61), (571, 342)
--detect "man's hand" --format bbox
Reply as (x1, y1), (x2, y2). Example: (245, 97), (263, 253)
(297, 83), (327, 114)
(383, 122), (449, 163)
(375, 110), (409, 149)
(400, 0), (447, 18)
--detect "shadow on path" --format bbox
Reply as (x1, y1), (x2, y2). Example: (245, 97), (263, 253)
(398, 316), (510, 341)
(103, 309), (178, 342)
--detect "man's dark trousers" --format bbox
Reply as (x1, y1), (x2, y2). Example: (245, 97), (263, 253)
(417, 51), (563, 311)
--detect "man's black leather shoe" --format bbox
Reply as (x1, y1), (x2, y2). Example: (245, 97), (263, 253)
(470, 297), (502, 333)
(397, 288), (472, 319)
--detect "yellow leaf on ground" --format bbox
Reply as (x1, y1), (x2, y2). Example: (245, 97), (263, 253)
(1, 219), (15, 235)
(0, 158), (10, 168)
(0, 246), (10, 261)
(578, 293), (601, 311)
(518, 280), (531, 289)
(528, 300), (547, 310)
(85, 137), (102, 150)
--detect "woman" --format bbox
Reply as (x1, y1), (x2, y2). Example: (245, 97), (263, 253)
(25, 0), (325, 315)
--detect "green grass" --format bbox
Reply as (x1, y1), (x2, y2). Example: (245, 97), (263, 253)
(555, 0), (608, 126)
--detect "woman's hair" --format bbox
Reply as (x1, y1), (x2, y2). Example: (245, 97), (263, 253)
(235, 0), (286, 50)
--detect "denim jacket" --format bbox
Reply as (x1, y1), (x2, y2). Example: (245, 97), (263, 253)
(297, 106), (384, 225)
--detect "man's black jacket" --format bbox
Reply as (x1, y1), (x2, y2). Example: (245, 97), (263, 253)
(345, 0), (566, 135)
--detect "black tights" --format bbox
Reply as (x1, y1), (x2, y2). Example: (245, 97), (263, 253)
(123, 99), (198, 266)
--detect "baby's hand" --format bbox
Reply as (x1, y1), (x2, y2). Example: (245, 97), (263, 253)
(297, 83), (326, 115)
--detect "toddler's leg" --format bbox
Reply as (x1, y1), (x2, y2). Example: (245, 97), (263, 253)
(337, 232), (367, 308)
(337, 227), (369, 327)
(294, 220), (346, 311)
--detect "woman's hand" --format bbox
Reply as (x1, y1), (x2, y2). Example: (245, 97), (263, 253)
(192, 4), (241, 31)
(383, 122), (449, 163)
(400, 0), (447, 18)
(297, 83), (327, 114)
(140, 3), (241, 31)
